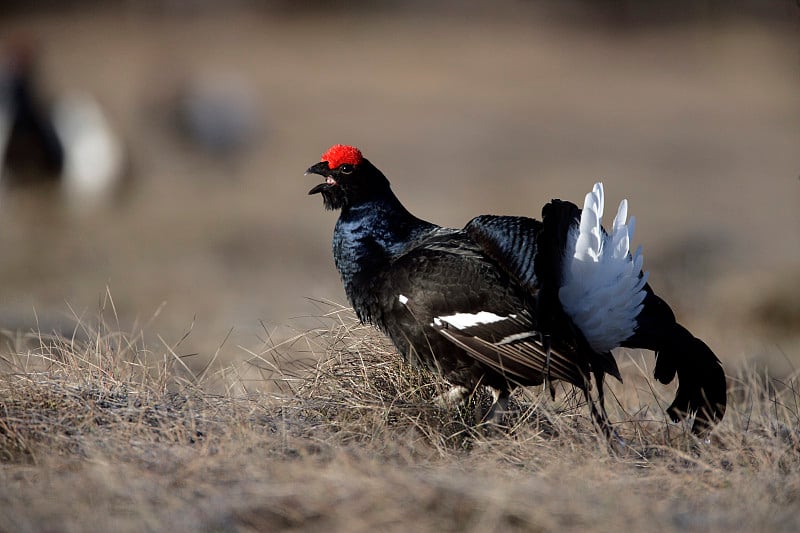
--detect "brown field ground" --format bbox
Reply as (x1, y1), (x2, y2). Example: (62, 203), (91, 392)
(1, 4), (799, 531)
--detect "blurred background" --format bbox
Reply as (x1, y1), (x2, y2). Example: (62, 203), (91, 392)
(0, 1), (798, 377)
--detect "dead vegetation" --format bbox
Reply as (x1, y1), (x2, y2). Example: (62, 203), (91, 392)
(0, 5), (797, 531)
(0, 302), (799, 531)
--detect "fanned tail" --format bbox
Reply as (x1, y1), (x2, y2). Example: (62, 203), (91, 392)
(558, 182), (726, 434)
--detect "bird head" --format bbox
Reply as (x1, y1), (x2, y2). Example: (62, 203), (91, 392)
(307, 144), (390, 210)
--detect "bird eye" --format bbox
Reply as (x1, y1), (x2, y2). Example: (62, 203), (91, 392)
(339, 164), (354, 175)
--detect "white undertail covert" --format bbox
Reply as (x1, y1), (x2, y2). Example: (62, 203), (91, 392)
(559, 183), (649, 353)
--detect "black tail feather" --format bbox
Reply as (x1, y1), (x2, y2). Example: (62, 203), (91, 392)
(624, 287), (727, 435)
(656, 325), (727, 434)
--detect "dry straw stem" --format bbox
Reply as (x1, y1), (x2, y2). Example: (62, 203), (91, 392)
(1, 302), (799, 531)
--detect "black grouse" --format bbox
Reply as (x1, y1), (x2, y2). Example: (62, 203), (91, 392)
(307, 144), (727, 435)
(1, 42), (126, 211)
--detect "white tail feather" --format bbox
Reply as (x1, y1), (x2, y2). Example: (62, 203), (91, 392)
(559, 182), (648, 353)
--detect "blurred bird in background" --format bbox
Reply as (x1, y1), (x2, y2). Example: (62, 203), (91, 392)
(0, 39), (127, 213)
(174, 70), (261, 159)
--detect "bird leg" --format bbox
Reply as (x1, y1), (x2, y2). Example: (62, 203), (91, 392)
(593, 367), (606, 416)
(540, 333), (556, 400)
(587, 369), (626, 450)
(483, 387), (510, 427)
(585, 385), (611, 439)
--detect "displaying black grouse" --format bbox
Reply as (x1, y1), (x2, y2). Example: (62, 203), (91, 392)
(307, 144), (727, 435)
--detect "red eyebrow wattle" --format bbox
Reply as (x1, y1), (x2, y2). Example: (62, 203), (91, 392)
(321, 145), (363, 169)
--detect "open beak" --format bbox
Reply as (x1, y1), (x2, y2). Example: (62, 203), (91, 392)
(306, 161), (335, 195)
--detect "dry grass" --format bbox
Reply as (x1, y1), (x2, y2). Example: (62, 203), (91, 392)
(0, 6), (797, 531)
(0, 302), (799, 532)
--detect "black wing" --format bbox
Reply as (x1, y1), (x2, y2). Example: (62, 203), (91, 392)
(375, 230), (588, 389)
(465, 212), (622, 383)
(432, 312), (587, 388)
